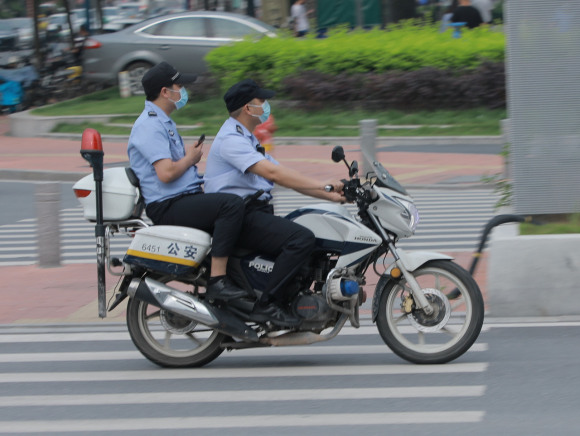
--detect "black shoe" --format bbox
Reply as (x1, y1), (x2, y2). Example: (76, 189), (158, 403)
(206, 277), (249, 303)
(252, 302), (301, 327)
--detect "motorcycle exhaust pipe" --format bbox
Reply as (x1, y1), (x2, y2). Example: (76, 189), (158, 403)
(260, 314), (348, 346)
(127, 277), (258, 342)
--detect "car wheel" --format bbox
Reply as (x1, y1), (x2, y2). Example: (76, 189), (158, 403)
(124, 61), (153, 95)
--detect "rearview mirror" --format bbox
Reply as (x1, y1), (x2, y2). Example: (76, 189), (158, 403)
(350, 160), (359, 177)
(331, 146), (345, 163)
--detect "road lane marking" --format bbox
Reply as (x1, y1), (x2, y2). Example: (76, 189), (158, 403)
(0, 362), (489, 383)
(0, 411), (485, 432)
(0, 343), (489, 362)
(0, 385), (486, 407)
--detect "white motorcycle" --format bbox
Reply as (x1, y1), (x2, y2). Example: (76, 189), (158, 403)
(75, 128), (484, 368)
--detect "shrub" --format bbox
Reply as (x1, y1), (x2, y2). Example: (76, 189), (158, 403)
(283, 62), (506, 110)
(206, 22), (505, 92)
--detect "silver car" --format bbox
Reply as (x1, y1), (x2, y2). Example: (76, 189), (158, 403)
(83, 11), (277, 94)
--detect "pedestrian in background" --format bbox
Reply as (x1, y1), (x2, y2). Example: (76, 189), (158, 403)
(440, 0), (458, 32)
(471, 0), (494, 24)
(290, 0), (312, 37)
(452, 0), (483, 29)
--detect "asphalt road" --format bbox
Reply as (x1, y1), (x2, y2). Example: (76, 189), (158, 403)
(377, 143), (503, 155)
(0, 320), (579, 435)
(0, 181), (77, 226)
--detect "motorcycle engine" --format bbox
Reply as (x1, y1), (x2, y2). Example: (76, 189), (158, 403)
(293, 293), (332, 323)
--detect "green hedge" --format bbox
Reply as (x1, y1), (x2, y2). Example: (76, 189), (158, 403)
(206, 23), (505, 92)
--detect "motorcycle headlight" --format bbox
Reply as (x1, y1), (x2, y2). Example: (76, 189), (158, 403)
(395, 198), (420, 232)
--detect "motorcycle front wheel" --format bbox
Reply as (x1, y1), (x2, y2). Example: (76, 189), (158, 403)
(126, 279), (227, 368)
(376, 260), (484, 364)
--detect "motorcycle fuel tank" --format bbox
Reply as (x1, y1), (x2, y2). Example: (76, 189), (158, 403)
(287, 203), (381, 268)
(124, 226), (211, 275)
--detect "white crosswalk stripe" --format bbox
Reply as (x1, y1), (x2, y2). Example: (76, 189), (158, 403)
(0, 324), (489, 433)
(0, 188), (498, 266)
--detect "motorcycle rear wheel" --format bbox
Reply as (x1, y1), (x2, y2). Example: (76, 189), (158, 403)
(126, 285), (227, 368)
(376, 260), (484, 364)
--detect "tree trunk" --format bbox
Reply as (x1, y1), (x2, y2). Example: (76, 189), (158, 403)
(32, 0), (42, 66)
(62, 0), (75, 47)
(95, 0), (104, 32)
(391, 0), (416, 22)
(247, 0), (255, 17)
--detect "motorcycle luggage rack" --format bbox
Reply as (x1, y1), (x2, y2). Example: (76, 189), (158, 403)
(104, 218), (149, 276)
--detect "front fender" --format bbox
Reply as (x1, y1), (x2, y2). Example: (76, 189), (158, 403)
(397, 249), (453, 272)
(371, 250), (453, 322)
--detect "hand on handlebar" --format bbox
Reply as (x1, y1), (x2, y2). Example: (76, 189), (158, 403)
(324, 179), (348, 203)
(324, 179), (344, 193)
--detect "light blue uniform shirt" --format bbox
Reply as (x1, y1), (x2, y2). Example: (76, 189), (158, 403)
(204, 117), (277, 200)
(127, 101), (202, 204)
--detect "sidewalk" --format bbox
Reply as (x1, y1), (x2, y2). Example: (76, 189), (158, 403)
(0, 114), (500, 325)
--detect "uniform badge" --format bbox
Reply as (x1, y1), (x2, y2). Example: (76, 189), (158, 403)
(236, 125), (244, 135)
(148, 111), (157, 117)
(169, 130), (175, 136)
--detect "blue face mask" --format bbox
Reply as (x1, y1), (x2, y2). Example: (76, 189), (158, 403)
(168, 87), (188, 110)
(248, 100), (271, 123)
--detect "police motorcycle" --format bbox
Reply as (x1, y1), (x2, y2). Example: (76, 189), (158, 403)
(76, 128), (484, 368)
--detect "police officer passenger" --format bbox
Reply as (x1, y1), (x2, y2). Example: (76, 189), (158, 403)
(204, 79), (345, 326)
(127, 62), (248, 303)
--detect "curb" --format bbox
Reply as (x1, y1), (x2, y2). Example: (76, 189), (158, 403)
(0, 168), (495, 190)
(38, 132), (504, 147)
(0, 169), (87, 182)
(8, 110), (504, 146)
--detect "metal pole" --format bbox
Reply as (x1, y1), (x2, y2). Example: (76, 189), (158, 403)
(501, 118), (511, 180)
(355, 0), (363, 28)
(36, 182), (61, 268)
(359, 119), (377, 177)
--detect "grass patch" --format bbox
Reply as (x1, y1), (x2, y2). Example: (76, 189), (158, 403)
(520, 214), (580, 235)
(31, 88), (144, 116)
(52, 122), (133, 135)
(42, 89), (505, 137)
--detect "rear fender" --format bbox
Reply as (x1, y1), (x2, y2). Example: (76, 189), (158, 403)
(371, 250), (453, 322)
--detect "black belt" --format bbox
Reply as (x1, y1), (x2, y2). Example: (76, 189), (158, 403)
(244, 193), (273, 214)
(244, 190), (269, 205)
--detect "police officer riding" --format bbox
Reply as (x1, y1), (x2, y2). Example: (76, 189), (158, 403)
(204, 79), (346, 327)
(127, 62), (249, 305)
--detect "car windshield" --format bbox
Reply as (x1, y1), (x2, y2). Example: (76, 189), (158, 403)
(239, 15), (277, 33)
(211, 17), (261, 38)
(0, 20), (17, 31)
(4, 18), (31, 30)
(120, 5), (141, 17)
(49, 15), (68, 25)
(103, 8), (118, 17)
(140, 17), (206, 37)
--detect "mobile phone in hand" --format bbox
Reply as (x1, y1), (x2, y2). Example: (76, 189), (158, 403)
(196, 134), (205, 147)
